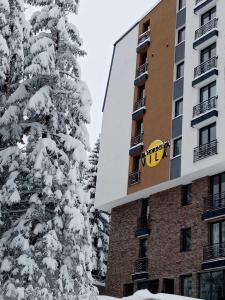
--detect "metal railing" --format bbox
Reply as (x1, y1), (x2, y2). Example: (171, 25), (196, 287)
(134, 257), (148, 273)
(196, 0), (206, 5)
(194, 56), (217, 78)
(131, 132), (143, 147)
(193, 140), (218, 162)
(128, 170), (141, 186)
(137, 216), (149, 230)
(133, 97), (145, 112)
(136, 62), (148, 78)
(138, 30), (150, 46)
(203, 243), (225, 261)
(204, 191), (225, 212)
(195, 18), (218, 40)
(192, 96), (217, 117)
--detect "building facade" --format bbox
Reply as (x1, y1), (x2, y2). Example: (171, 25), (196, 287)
(96, 0), (225, 299)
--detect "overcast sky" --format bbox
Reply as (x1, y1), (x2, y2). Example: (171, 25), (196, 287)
(76, 0), (159, 147)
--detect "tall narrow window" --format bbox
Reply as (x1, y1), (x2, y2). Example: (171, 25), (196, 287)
(178, 27), (185, 44)
(143, 21), (150, 33)
(174, 99), (183, 117)
(182, 184), (192, 206)
(200, 43), (216, 63)
(173, 137), (182, 157)
(201, 7), (216, 26)
(176, 62), (184, 79)
(139, 238), (148, 258)
(181, 275), (192, 297)
(181, 228), (192, 252)
(178, 0), (186, 11)
(200, 271), (225, 300)
(200, 81), (216, 103)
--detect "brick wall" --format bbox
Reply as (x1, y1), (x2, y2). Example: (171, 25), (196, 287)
(105, 176), (210, 298)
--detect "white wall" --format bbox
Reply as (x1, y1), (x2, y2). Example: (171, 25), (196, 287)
(181, 0), (225, 176)
(95, 25), (139, 209)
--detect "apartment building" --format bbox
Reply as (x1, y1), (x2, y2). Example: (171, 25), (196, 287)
(95, 0), (225, 299)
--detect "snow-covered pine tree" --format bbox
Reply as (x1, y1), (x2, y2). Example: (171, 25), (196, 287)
(85, 138), (110, 282)
(0, 0), (97, 299)
(0, 0), (30, 234)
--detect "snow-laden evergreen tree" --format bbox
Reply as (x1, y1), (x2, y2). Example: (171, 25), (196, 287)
(0, 0), (26, 208)
(0, 0), (97, 299)
(85, 138), (110, 282)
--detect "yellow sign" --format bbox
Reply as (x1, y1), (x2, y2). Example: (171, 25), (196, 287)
(141, 140), (170, 168)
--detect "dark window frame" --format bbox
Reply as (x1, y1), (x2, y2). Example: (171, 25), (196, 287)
(199, 270), (225, 300)
(173, 137), (182, 157)
(180, 274), (193, 297)
(178, 27), (185, 44)
(181, 227), (192, 252)
(201, 7), (216, 26)
(174, 98), (183, 118)
(178, 0), (186, 11)
(200, 43), (216, 64)
(200, 81), (216, 103)
(199, 122), (216, 146)
(182, 184), (192, 206)
(176, 61), (184, 79)
(210, 220), (225, 245)
(123, 283), (134, 297)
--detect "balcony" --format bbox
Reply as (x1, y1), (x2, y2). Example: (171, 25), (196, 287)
(194, 18), (218, 50)
(202, 192), (225, 221)
(128, 170), (141, 186)
(129, 132), (144, 156)
(192, 57), (218, 88)
(132, 97), (146, 120)
(135, 216), (150, 238)
(202, 243), (225, 270)
(193, 140), (218, 163)
(132, 257), (149, 281)
(191, 96), (218, 128)
(194, 0), (218, 15)
(137, 30), (150, 54)
(134, 63), (148, 86)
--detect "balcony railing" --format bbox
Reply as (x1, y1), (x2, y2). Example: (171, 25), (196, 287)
(194, 56), (217, 78)
(204, 191), (225, 212)
(196, 0), (206, 5)
(131, 132), (143, 147)
(193, 140), (218, 162)
(133, 97), (145, 112)
(136, 62), (148, 78)
(195, 18), (218, 40)
(203, 243), (225, 261)
(138, 30), (150, 46)
(134, 257), (148, 273)
(128, 170), (141, 186)
(193, 96), (217, 118)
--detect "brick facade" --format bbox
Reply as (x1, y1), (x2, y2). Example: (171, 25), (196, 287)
(105, 176), (211, 298)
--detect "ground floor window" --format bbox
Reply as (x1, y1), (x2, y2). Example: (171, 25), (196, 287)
(123, 283), (134, 297)
(181, 275), (192, 297)
(137, 280), (159, 294)
(200, 271), (225, 300)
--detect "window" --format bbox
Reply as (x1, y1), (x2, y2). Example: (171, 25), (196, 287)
(200, 43), (216, 63)
(210, 220), (225, 245)
(137, 280), (159, 294)
(200, 81), (216, 103)
(211, 172), (225, 205)
(178, 27), (185, 44)
(139, 238), (148, 258)
(174, 99), (183, 117)
(173, 137), (182, 157)
(141, 198), (149, 219)
(199, 123), (216, 146)
(200, 271), (225, 300)
(143, 21), (150, 33)
(133, 156), (141, 172)
(140, 52), (148, 65)
(182, 184), (192, 206)
(178, 0), (186, 11)
(123, 283), (134, 297)
(136, 119), (143, 136)
(181, 228), (192, 252)
(176, 62), (184, 79)
(181, 275), (192, 297)
(201, 7), (216, 26)
(138, 85), (145, 99)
